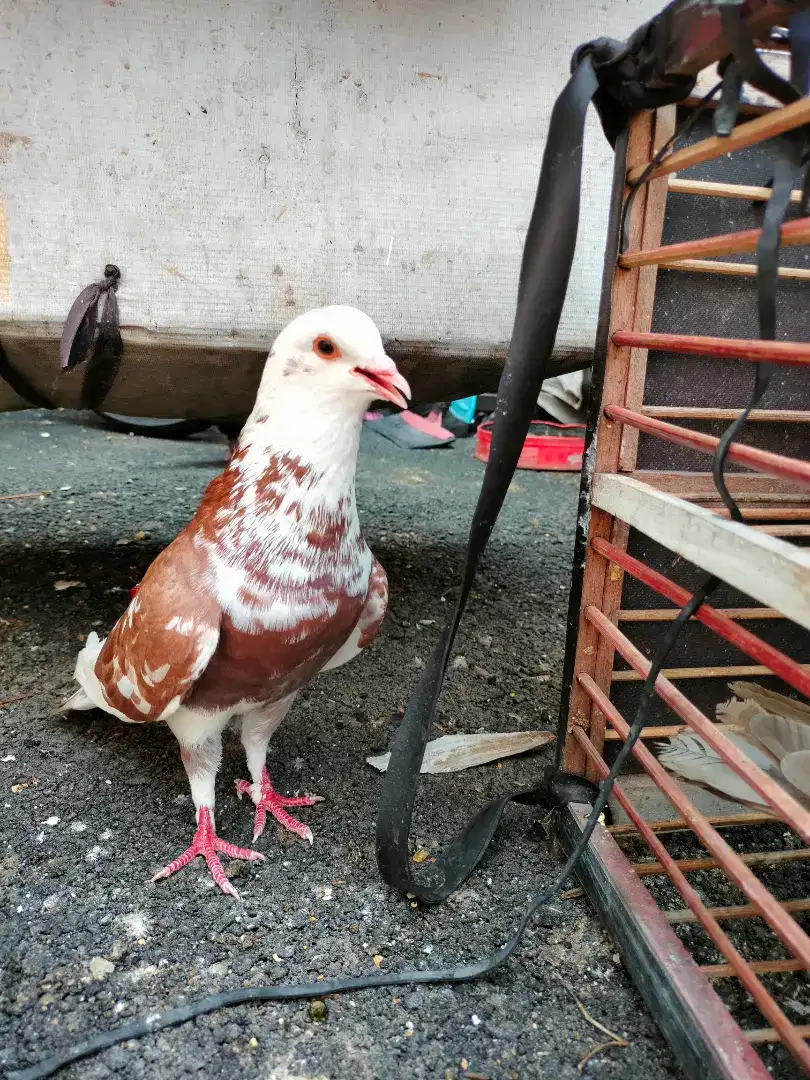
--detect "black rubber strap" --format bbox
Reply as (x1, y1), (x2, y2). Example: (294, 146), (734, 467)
(0, 342), (55, 409)
(374, 52), (607, 903)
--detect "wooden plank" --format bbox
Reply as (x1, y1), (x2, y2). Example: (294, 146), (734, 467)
(666, 898), (810, 925)
(619, 217), (810, 270)
(668, 177), (803, 203)
(627, 97), (810, 183)
(612, 663), (810, 682)
(556, 803), (771, 1080)
(565, 111), (655, 776)
(592, 474), (810, 631)
(705, 508), (810, 521)
(642, 407), (810, 424)
(620, 106), (676, 472)
(660, 258), (810, 280)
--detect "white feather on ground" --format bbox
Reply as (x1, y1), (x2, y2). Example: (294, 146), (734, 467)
(656, 684), (810, 809)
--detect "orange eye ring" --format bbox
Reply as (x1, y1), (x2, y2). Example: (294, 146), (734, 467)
(313, 335), (340, 360)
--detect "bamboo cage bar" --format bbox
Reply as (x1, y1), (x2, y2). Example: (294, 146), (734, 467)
(612, 329), (810, 364)
(592, 536), (810, 697)
(665, 898), (810, 925)
(571, 718), (810, 1070)
(626, 96), (810, 183)
(619, 217), (810, 270)
(606, 812), (777, 837)
(703, 958), (806, 979)
(585, 605), (810, 842)
(659, 258), (810, 280)
(612, 662), (810, 682)
(603, 405), (810, 490)
(668, 177), (803, 202)
(630, 847), (810, 877)
(617, 607), (784, 622)
(746, 1025), (810, 1045)
(642, 407), (810, 424)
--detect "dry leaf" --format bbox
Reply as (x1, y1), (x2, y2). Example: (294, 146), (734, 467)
(367, 730), (554, 774)
(54, 580), (85, 591)
(412, 849), (429, 864)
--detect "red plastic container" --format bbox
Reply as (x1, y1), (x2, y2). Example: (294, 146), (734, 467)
(474, 420), (586, 472)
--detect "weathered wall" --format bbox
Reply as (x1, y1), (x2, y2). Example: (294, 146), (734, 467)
(0, 0), (663, 414)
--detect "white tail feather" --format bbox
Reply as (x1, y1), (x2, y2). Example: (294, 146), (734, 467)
(657, 731), (771, 806)
(749, 711), (810, 760)
(780, 751), (810, 798)
(67, 631), (133, 723)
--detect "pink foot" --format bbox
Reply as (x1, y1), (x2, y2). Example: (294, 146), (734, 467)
(152, 806), (265, 898)
(236, 766), (324, 844)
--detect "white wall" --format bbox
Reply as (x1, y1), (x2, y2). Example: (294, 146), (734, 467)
(1, 0), (664, 366)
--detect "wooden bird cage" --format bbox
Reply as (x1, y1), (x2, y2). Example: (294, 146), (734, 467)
(555, 86), (810, 1078)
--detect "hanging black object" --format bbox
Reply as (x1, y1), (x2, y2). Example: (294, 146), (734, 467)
(59, 263), (123, 411)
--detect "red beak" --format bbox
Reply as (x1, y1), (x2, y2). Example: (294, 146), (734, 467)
(352, 359), (411, 410)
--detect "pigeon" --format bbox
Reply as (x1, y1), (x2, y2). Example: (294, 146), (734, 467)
(657, 682), (810, 809)
(64, 305), (411, 897)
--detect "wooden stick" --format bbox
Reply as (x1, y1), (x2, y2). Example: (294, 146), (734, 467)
(703, 957), (806, 979)
(703, 508), (810, 521)
(607, 811), (776, 837)
(631, 847), (810, 878)
(665, 897), (810, 925)
(618, 607), (784, 622)
(632, 470), (807, 499)
(619, 217), (810, 270)
(659, 258), (810, 280)
(668, 177), (803, 203)
(627, 97), (810, 183)
(603, 725), (695, 741)
(642, 406), (810, 424)
(612, 663), (810, 683)
(0, 490), (51, 501)
(744, 1024), (810, 1045)
(753, 524), (810, 537)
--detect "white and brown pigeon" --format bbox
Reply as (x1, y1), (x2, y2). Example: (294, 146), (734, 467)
(64, 305), (410, 897)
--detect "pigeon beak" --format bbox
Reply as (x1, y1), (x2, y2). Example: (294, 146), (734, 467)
(352, 356), (411, 410)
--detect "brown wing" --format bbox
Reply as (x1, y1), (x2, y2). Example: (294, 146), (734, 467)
(94, 536), (220, 723)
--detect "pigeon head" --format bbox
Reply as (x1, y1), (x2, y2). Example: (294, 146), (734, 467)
(266, 305), (411, 410)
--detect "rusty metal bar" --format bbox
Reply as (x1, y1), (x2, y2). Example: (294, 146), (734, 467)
(703, 957), (806, 979)
(631, 847), (810, 877)
(666, 899), (810, 924)
(607, 811), (777, 836)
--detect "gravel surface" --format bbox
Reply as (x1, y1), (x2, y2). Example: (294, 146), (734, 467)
(2, 408), (686, 1080)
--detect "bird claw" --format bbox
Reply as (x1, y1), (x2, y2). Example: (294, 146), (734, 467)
(236, 767), (323, 845)
(152, 806), (264, 898)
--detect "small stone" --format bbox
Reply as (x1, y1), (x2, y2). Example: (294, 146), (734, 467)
(88, 957), (115, 980)
(412, 656), (424, 669)
(372, 954), (384, 967)
(412, 849), (429, 864)
(308, 999), (328, 1022)
(224, 860), (245, 879)
(478, 635), (493, 648)
(451, 655), (468, 671)
(208, 961), (230, 978)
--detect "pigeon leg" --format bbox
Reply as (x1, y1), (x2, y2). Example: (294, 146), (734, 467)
(154, 709), (264, 898)
(236, 694), (323, 844)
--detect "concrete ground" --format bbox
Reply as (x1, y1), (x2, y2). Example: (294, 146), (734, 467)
(0, 408), (685, 1080)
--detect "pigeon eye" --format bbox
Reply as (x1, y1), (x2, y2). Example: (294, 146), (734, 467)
(313, 336), (340, 360)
